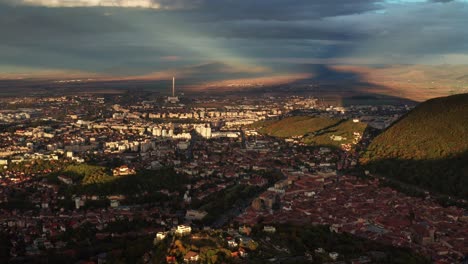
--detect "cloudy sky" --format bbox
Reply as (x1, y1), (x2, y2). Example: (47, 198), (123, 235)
(0, 0), (467, 79)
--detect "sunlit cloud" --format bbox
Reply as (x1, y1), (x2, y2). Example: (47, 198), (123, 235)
(5, 0), (199, 9)
(0, 64), (106, 80)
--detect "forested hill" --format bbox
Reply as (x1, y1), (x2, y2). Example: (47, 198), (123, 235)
(360, 93), (468, 198)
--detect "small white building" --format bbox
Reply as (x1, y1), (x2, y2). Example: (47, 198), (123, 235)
(227, 240), (238, 248)
(58, 175), (73, 185)
(184, 251), (199, 262)
(156, 232), (168, 241)
(263, 226), (276, 233)
(113, 165), (136, 176)
(110, 200), (120, 208)
(329, 252), (339, 261)
(175, 225), (191, 235)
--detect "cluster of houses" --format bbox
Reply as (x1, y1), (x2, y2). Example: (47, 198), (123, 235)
(236, 172), (468, 263)
(1, 93), (448, 263)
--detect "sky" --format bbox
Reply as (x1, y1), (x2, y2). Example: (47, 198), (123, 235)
(0, 0), (467, 80)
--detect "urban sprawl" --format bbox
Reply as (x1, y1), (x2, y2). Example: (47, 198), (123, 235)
(0, 91), (466, 263)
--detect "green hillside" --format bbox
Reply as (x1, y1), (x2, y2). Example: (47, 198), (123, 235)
(256, 116), (338, 138)
(361, 93), (468, 198)
(254, 116), (367, 148)
(303, 119), (367, 146)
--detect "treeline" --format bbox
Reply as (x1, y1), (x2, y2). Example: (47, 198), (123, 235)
(367, 152), (468, 199)
(75, 168), (188, 196)
(49, 164), (189, 196)
(3, 159), (66, 174)
(63, 164), (113, 184)
(194, 184), (261, 225)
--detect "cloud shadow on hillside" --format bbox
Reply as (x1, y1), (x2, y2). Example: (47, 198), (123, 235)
(363, 150), (468, 201)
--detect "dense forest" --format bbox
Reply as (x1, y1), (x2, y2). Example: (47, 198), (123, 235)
(248, 224), (430, 264)
(48, 164), (188, 196)
(361, 93), (468, 199)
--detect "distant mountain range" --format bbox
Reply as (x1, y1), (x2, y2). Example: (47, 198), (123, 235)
(326, 64), (468, 101)
(360, 93), (468, 198)
(1, 64), (467, 101)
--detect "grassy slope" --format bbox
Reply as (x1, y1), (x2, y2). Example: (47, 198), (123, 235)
(255, 116), (367, 147)
(304, 119), (367, 146)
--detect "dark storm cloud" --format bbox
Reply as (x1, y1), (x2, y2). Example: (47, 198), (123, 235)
(202, 20), (369, 41)
(348, 1), (468, 63)
(431, 0), (454, 3)
(181, 0), (381, 21)
(0, 6), (130, 45)
(0, 0), (380, 74)
(0, 0), (467, 77)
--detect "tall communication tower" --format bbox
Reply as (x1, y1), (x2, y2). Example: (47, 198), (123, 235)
(167, 76), (179, 103)
(172, 76), (175, 97)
